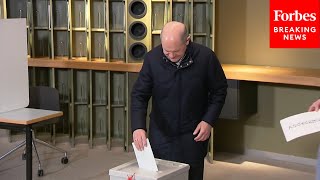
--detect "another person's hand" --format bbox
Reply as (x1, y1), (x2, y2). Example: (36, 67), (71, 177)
(193, 121), (212, 142)
(132, 129), (147, 151)
(308, 99), (320, 112)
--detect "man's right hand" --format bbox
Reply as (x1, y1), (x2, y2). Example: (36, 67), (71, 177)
(132, 129), (147, 151)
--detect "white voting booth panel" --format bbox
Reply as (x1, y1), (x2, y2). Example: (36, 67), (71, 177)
(0, 19), (29, 113)
(109, 159), (189, 180)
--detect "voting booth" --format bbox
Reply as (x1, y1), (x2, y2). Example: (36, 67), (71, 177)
(109, 159), (189, 180)
(0, 19), (29, 113)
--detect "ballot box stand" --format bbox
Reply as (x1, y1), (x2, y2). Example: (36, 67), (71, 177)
(109, 159), (190, 180)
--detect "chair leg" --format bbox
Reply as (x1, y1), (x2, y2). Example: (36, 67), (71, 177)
(32, 140), (42, 168)
(52, 124), (56, 145)
(32, 129), (68, 165)
(34, 139), (67, 157)
(32, 140), (44, 177)
(0, 140), (26, 160)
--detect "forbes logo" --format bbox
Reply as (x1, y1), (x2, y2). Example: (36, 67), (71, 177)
(273, 10), (316, 22)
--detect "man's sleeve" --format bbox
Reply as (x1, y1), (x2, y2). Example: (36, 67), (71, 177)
(202, 52), (228, 126)
(130, 55), (153, 133)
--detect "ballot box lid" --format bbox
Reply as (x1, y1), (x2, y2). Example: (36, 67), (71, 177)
(109, 158), (190, 180)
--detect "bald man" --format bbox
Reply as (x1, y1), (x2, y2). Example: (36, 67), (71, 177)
(131, 21), (227, 180)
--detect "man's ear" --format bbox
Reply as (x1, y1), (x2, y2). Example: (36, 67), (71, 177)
(186, 35), (191, 45)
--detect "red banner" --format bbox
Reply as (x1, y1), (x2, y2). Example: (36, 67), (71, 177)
(270, 0), (320, 48)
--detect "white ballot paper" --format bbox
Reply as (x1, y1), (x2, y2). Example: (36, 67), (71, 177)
(132, 138), (158, 172)
(280, 111), (320, 142)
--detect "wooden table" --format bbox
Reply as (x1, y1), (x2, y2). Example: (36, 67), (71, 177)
(0, 108), (63, 180)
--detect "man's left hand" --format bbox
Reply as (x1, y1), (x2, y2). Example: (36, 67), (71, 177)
(193, 121), (212, 142)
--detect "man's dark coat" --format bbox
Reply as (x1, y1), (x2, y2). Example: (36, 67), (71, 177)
(131, 42), (227, 165)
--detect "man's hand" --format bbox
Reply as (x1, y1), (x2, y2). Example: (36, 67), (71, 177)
(132, 129), (147, 151)
(193, 121), (212, 142)
(308, 99), (320, 112)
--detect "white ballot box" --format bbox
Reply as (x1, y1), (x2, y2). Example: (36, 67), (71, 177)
(109, 159), (189, 180)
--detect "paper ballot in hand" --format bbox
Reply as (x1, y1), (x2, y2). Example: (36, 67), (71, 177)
(280, 111), (320, 142)
(132, 138), (158, 172)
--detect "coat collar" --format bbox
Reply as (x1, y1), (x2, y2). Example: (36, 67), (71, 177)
(161, 42), (194, 69)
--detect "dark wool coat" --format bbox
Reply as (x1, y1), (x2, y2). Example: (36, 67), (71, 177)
(131, 42), (227, 165)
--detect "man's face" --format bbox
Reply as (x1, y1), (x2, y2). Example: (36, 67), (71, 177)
(162, 37), (189, 62)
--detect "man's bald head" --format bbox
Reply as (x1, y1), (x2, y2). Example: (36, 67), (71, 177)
(160, 21), (190, 62)
(160, 21), (189, 44)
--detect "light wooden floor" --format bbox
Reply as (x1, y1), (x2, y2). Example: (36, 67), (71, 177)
(0, 141), (316, 180)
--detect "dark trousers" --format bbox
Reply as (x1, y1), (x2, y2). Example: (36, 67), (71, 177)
(188, 162), (205, 180)
(151, 132), (208, 180)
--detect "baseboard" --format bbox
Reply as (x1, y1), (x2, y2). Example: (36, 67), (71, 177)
(245, 149), (317, 166)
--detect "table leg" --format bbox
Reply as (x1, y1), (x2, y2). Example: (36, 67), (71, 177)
(26, 126), (32, 180)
